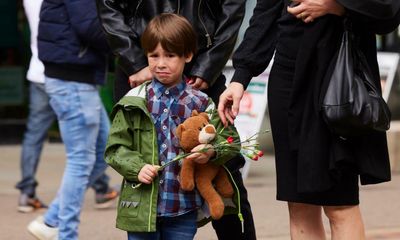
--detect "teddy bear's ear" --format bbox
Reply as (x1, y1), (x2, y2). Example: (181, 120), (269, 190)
(199, 112), (209, 121)
(191, 110), (199, 117)
(176, 124), (184, 140)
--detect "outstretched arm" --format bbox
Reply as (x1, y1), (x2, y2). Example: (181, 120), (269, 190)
(218, 0), (283, 125)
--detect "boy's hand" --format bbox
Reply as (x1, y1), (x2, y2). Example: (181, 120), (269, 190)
(138, 164), (158, 184)
(186, 144), (215, 164)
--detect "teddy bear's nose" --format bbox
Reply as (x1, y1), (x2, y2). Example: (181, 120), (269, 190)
(204, 124), (216, 134)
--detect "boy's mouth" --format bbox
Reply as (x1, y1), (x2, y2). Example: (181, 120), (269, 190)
(156, 72), (170, 77)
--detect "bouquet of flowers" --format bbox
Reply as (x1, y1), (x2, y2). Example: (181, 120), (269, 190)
(157, 129), (269, 171)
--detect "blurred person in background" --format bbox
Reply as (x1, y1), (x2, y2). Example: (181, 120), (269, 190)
(25, 0), (115, 239)
(16, 0), (118, 214)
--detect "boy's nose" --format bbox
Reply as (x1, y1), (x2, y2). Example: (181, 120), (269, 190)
(157, 58), (166, 68)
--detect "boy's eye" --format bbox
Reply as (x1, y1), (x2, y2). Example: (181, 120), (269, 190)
(148, 53), (158, 58)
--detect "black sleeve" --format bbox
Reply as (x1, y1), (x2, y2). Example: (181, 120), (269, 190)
(231, 0), (283, 90)
(96, 0), (147, 76)
(189, 0), (247, 87)
(338, 0), (400, 34)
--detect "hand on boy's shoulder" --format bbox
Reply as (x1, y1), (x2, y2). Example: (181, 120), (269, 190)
(187, 77), (209, 90)
(129, 67), (153, 88)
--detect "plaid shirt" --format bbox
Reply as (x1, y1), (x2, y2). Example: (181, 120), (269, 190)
(147, 79), (209, 217)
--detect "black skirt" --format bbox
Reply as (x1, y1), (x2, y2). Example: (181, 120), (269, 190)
(267, 61), (359, 206)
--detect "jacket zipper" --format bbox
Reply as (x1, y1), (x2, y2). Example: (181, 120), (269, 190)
(78, 46), (88, 58)
(133, 0), (143, 19)
(147, 85), (156, 232)
(177, 0), (181, 14)
(198, 0), (212, 48)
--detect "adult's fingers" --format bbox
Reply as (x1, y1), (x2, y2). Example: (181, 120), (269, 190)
(191, 78), (203, 89)
(231, 94), (242, 117)
(218, 95), (229, 127)
(199, 81), (208, 90)
(225, 108), (235, 125)
(287, 3), (305, 16)
(303, 15), (314, 23)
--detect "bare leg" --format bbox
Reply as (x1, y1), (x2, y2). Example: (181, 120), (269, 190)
(288, 202), (326, 240)
(323, 205), (365, 240)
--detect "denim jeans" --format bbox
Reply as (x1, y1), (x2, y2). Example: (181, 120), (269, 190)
(15, 82), (111, 197)
(16, 82), (56, 196)
(43, 77), (110, 239)
(127, 211), (197, 240)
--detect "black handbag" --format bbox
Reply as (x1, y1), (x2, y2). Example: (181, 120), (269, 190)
(321, 29), (391, 137)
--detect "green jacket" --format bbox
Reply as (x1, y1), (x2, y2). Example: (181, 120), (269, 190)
(105, 83), (241, 232)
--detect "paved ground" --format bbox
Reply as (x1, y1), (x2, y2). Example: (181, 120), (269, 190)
(0, 143), (399, 239)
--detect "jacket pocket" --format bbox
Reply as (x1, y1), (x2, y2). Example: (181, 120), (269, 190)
(118, 180), (142, 218)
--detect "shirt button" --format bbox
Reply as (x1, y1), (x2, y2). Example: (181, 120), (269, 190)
(163, 108), (168, 113)
(160, 180), (164, 184)
(162, 144), (167, 148)
(165, 90), (169, 94)
(162, 125), (167, 130)
(161, 161), (165, 166)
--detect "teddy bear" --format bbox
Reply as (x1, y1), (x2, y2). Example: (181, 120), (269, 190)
(176, 110), (234, 220)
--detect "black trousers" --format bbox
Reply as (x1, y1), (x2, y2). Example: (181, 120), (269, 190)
(211, 165), (256, 240)
(114, 67), (256, 240)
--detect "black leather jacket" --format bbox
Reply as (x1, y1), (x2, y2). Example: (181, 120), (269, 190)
(97, 0), (246, 88)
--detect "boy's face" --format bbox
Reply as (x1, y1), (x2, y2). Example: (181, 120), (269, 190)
(147, 43), (193, 87)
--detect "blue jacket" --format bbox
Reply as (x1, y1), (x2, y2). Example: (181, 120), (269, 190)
(38, 0), (109, 85)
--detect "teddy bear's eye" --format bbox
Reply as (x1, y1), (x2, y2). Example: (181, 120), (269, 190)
(203, 123), (206, 127)
(198, 127), (202, 131)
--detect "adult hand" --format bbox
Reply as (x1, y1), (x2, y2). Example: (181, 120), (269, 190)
(217, 82), (244, 127)
(187, 77), (209, 90)
(186, 144), (214, 164)
(138, 164), (158, 184)
(128, 67), (153, 88)
(287, 0), (345, 23)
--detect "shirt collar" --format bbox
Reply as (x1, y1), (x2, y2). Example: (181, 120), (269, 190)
(151, 78), (186, 101)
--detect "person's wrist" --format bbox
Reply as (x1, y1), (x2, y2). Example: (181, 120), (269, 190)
(330, 1), (346, 16)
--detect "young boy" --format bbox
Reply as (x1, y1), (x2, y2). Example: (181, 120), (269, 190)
(105, 13), (240, 239)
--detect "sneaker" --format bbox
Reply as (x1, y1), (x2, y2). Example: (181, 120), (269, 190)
(94, 187), (119, 209)
(18, 193), (48, 213)
(27, 216), (58, 240)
